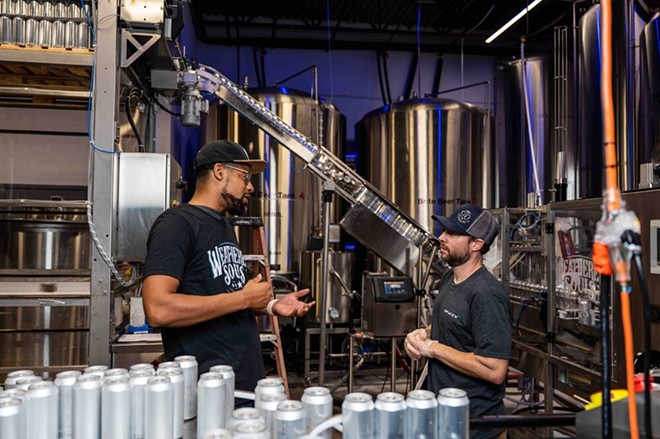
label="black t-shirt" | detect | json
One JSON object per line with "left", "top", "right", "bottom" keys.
{"left": 429, "top": 266, "right": 511, "bottom": 439}
{"left": 143, "top": 203, "right": 265, "bottom": 392}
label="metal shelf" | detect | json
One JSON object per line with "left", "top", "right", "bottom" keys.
{"left": 0, "top": 46, "right": 93, "bottom": 66}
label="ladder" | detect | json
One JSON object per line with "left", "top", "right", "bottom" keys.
{"left": 227, "top": 217, "right": 290, "bottom": 397}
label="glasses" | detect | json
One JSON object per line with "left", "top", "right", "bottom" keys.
{"left": 223, "top": 163, "right": 251, "bottom": 183}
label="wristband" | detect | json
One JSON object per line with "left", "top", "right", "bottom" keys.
{"left": 267, "top": 299, "right": 278, "bottom": 316}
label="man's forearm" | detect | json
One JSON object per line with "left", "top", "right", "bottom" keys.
{"left": 428, "top": 342, "right": 508, "bottom": 385}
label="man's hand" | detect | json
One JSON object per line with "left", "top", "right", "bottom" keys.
{"left": 241, "top": 274, "right": 272, "bottom": 310}
{"left": 404, "top": 328, "right": 429, "bottom": 360}
{"left": 272, "top": 289, "right": 314, "bottom": 317}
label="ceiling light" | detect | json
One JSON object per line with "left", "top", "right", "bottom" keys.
{"left": 485, "top": 0, "right": 544, "bottom": 44}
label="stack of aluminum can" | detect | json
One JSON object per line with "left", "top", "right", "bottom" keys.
{"left": 0, "top": 0, "right": 92, "bottom": 49}
{"left": 0, "top": 360, "right": 470, "bottom": 438}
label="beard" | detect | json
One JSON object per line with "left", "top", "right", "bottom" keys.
{"left": 441, "top": 245, "right": 471, "bottom": 267}
{"left": 222, "top": 187, "right": 248, "bottom": 215}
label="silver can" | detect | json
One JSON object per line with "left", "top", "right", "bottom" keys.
{"left": 13, "top": 0, "right": 27, "bottom": 15}
{"left": 157, "top": 367, "right": 184, "bottom": 439}
{"left": 301, "top": 387, "right": 332, "bottom": 438}
{"left": 254, "top": 377, "right": 285, "bottom": 407}
{"left": 209, "top": 365, "right": 235, "bottom": 425}
{"left": 0, "top": 389, "right": 27, "bottom": 437}
{"left": 76, "top": 20, "right": 88, "bottom": 48}
{"left": 84, "top": 365, "right": 108, "bottom": 379}
{"left": 25, "top": 17, "right": 37, "bottom": 46}
{"left": 255, "top": 392, "right": 286, "bottom": 433}
{"left": 67, "top": 0, "right": 80, "bottom": 17}
{"left": 54, "top": 0, "right": 66, "bottom": 18}
{"left": 129, "top": 369, "right": 152, "bottom": 439}
{"left": 15, "top": 376, "right": 42, "bottom": 391}
{"left": 228, "top": 407, "right": 264, "bottom": 432}
{"left": 202, "top": 428, "right": 232, "bottom": 439}
{"left": 55, "top": 371, "right": 81, "bottom": 439}
{"left": 51, "top": 19, "right": 64, "bottom": 47}
{"left": 174, "top": 355, "right": 198, "bottom": 420}
{"left": 38, "top": 19, "right": 50, "bottom": 47}
{"left": 405, "top": 390, "right": 437, "bottom": 439}
{"left": 437, "top": 388, "right": 469, "bottom": 439}
{"left": 145, "top": 376, "right": 173, "bottom": 439}
{"left": 341, "top": 392, "right": 374, "bottom": 439}
{"left": 101, "top": 376, "right": 131, "bottom": 439}
{"left": 104, "top": 368, "right": 129, "bottom": 379}
{"left": 130, "top": 363, "right": 155, "bottom": 376}
{"left": 234, "top": 421, "right": 270, "bottom": 439}
{"left": 375, "top": 392, "right": 406, "bottom": 439}
{"left": 27, "top": 380, "right": 58, "bottom": 439}
{"left": 273, "top": 400, "right": 305, "bottom": 439}
{"left": 28, "top": 0, "right": 41, "bottom": 16}
{"left": 0, "top": 397, "right": 21, "bottom": 439}
{"left": 73, "top": 373, "right": 102, "bottom": 439}
{"left": 41, "top": 0, "right": 53, "bottom": 17}
{"left": 0, "top": 16, "right": 12, "bottom": 44}
{"left": 0, "top": 0, "right": 10, "bottom": 14}
{"left": 4, "top": 370, "right": 34, "bottom": 390}
{"left": 158, "top": 361, "right": 180, "bottom": 370}
{"left": 13, "top": 17, "right": 25, "bottom": 46}
{"left": 197, "top": 372, "right": 226, "bottom": 439}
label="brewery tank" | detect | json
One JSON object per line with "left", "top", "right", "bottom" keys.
{"left": 209, "top": 87, "right": 346, "bottom": 276}
{"left": 355, "top": 98, "right": 495, "bottom": 237}
{"left": 638, "top": 13, "right": 660, "bottom": 166}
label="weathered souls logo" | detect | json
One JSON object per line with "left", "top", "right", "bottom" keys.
{"left": 207, "top": 244, "right": 246, "bottom": 288}
{"left": 563, "top": 255, "right": 599, "bottom": 294}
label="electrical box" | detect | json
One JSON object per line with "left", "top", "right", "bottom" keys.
{"left": 361, "top": 273, "right": 417, "bottom": 337}
{"left": 116, "top": 153, "right": 182, "bottom": 262}
{"left": 120, "top": 0, "right": 164, "bottom": 25}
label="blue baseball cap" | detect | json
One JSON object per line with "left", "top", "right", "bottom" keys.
{"left": 432, "top": 204, "right": 499, "bottom": 246}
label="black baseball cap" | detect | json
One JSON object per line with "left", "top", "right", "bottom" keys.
{"left": 431, "top": 204, "right": 499, "bottom": 246}
{"left": 194, "top": 140, "right": 266, "bottom": 174}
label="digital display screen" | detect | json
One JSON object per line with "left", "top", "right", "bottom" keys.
{"left": 383, "top": 281, "right": 407, "bottom": 295}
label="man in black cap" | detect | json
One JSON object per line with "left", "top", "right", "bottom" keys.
{"left": 142, "top": 140, "right": 313, "bottom": 402}
{"left": 404, "top": 204, "right": 511, "bottom": 439}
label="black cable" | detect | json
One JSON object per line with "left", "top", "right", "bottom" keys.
{"left": 153, "top": 95, "right": 182, "bottom": 117}
{"left": 633, "top": 253, "right": 653, "bottom": 439}
{"left": 600, "top": 275, "right": 613, "bottom": 439}
{"left": 125, "top": 93, "right": 144, "bottom": 151}
{"left": 376, "top": 53, "right": 387, "bottom": 106}
{"left": 382, "top": 52, "right": 392, "bottom": 104}
{"left": 252, "top": 47, "right": 263, "bottom": 88}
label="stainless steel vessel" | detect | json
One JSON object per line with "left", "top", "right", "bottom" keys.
{"left": 299, "top": 251, "right": 353, "bottom": 324}
{"left": 639, "top": 13, "right": 660, "bottom": 167}
{"left": 356, "top": 98, "right": 495, "bottom": 236}
{"left": 211, "top": 87, "right": 346, "bottom": 275}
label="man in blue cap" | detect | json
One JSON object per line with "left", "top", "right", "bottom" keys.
{"left": 404, "top": 204, "right": 511, "bottom": 439}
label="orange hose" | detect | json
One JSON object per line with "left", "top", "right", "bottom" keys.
{"left": 600, "top": 0, "right": 621, "bottom": 212}
{"left": 620, "top": 290, "right": 639, "bottom": 439}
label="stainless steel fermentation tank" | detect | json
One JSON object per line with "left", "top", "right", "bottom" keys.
{"left": 639, "top": 13, "right": 660, "bottom": 167}
{"left": 356, "top": 98, "right": 496, "bottom": 236}
{"left": 208, "top": 87, "right": 346, "bottom": 276}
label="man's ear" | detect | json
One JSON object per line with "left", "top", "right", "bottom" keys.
{"left": 213, "top": 163, "right": 224, "bottom": 181}
{"left": 471, "top": 238, "right": 485, "bottom": 253}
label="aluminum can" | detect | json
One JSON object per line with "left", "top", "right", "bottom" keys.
{"left": 28, "top": 0, "right": 41, "bottom": 16}
{"left": 25, "top": 17, "right": 37, "bottom": 45}
{"left": 76, "top": 20, "right": 88, "bottom": 48}
{"left": 104, "top": 368, "right": 129, "bottom": 379}
{"left": 15, "top": 376, "right": 42, "bottom": 391}
{"left": 73, "top": 373, "right": 102, "bottom": 439}
{"left": 51, "top": 19, "right": 64, "bottom": 47}
{"left": 255, "top": 392, "right": 286, "bottom": 433}
{"left": 202, "top": 428, "right": 232, "bottom": 439}
{"left": 228, "top": 407, "right": 264, "bottom": 432}
{"left": 157, "top": 367, "right": 184, "bottom": 438}
{"left": 158, "top": 361, "right": 180, "bottom": 370}
{"left": 67, "top": 0, "right": 80, "bottom": 17}
{"left": 301, "top": 386, "right": 332, "bottom": 438}
{"left": 437, "top": 388, "right": 469, "bottom": 439}
{"left": 130, "top": 363, "right": 155, "bottom": 376}
{"left": 129, "top": 369, "right": 151, "bottom": 439}
{"left": 0, "top": 397, "right": 21, "bottom": 439}
{"left": 13, "top": 0, "right": 27, "bottom": 14}
{"left": 341, "top": 392, "right": 374, "bottom": 439}
{"left": 38, "top": 19, "right": 50, "bottom": 47}
{"left": 254, "top": 377, "right": 285, "bottom": 407}
{"left": 0, "top": 389, "right": 27, "bottom": 437}
{"left": 197, "top": 372, "right": 226, "bottom": 439}
{"left": 234, "top": 421, "right": 270, "bottom": 439}
{"left": 54, "top": 0, "right": 66, "bottom": 18}
{"left": 41, "top": 0, "right": 53, "bottom": 17}
{"left": 4, "top": 370, "right": 34, "bottom": 389}
{"left": 145, "top": 376, "right": 173, "bottom": 439}
{"left": 174, "top": 355, "right": 198, "bottom": 420}
{"left": 27, "top": 380, "right": 58, "bottom": 439}
{"left": 273, "top": 400, "right": 305, "bottom": 439}
{"left": 55, "top": 371, "right": 81, "bottom": 439}
{"left": 405, "top": 390, "right": 437, "bottom": 439}
{"left": 209, "top": 365, "right": 235, "bottom": 425}
{"left": 375, "top": 392, "right": 406, "bottom": 439}
{"left": 13, "top": 17, "right": 25, "bottom": 46}
{"left": 84, "top": 365, "right": 108, "bottom": 379}
{"left": 101, "top": 376, "right": 131, "bottom": 439}
{"left": 0, "top": 16, "right": 12, "bottom": 43}
{"left": 0, "top": 0, "right": 11, "bottom": 14}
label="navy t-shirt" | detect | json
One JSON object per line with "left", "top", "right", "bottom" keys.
{"left": 429, "top": 266, "right": 511, "bottom": 439}
{"left": 143, "top": 203, "right": 265, "bottom": 392}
